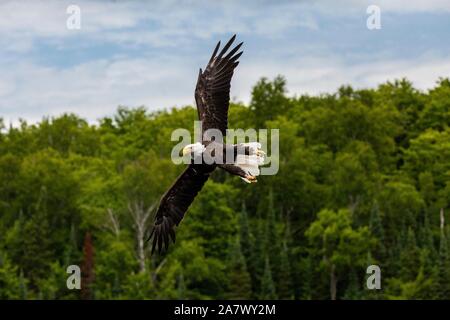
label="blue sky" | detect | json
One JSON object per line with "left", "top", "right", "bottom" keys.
{"left": 1, "top": 0, "right": 450, "bottom": 124}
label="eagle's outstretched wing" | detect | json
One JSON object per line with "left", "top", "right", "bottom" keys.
{"left": 195, "top": 34, "right": 243, "bottom": 136}
{"left": 148, "top": 164, "right": 212, "bottom": 254}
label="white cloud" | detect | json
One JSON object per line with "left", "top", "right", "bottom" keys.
{"left": 0, "top": 0, "right": 320, "bottom": 52}
{"left": 234, "top": 52, "right": 450, "bottom": 102}
{"left": 0, "top": 0, "right": 143, "bottom": 35}
{"left": 4, "top": 0, "right": 447, "bottom": 56}
{"left": 371, "top": 0, "right": 450, "bottom": 13}
{"left": 2, "top": 49, "right": 449, "bottom": 125}
{"left": 0, "top": 0, "right": 447, "bottom": 47}
{"left": 0, "top": 55, "right": 197, "bottom": 124}
{"left": 315, "top": 0, "right": 450, "bottom": 13}
{"left": 1, "top": 0, "right": 450, "bottom": 126}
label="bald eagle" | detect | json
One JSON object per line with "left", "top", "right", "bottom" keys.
{"left": 149, "top": 35, "right": 264, "bottom": 254}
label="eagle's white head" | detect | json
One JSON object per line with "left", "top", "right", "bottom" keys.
{"left": 182, "top": 142, "right": 205, "bottom": 157}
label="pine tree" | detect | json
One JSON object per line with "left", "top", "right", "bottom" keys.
{"left": 388, "top": 221, "right": 407, "bottom": 278}
{"left": 421, "top": 210, "right": 436, "bottom": 255}
{"left": 227, "top": 237, "right": 252, "bottom": 299}
{"left": 369, "top": 201, "right": 386, "bottom": 259}
{"left": 387, "top": 231, "right": 403, "bottom": 278}
{"left": 299, "top": 256, "right": 312, "bottom": 300}
{"left": 66, "top": 222, "right": 79, "bottom": 264}
{"left": 112, "top": 273, "right": 122, "bottom": 298}
{"left": 249, "top": 210, "right": 265, "bottom": 296}
{"left": 264, "top": 189, "right": 280, "bottom": 258}
{"left": 177, "top": 271, "right": 186, "bottom": 300}
{"left": 19, "top": 269, "right": 28, "bottom": 300}
{"left": 343, "top": 269, "right": 361, "bottom": 300}
{"left": 419, "top": 210, "right": 437, "bottom": 292}
{"left": 435, "top": 230, "right": 450, "bottom": 299}
{"left": 263, "top": 189, "right": 282, "bottom": 294}
{"left": 259, "top": 257, "right": 277, "bottom": 300}
{"left": 277, "top": 242, "right": 293, "bottom": 299}
{"left": 21, "top": 210, "right": 53, "bottom": 286}
{"left": 239, "top": 202, "right": 253, "bottom": 272}
{"left": 399, "top": 228, "right": 420, "bottom": 281}
{"left": 81, "top": 232, "right": 95, "bottom": 300}
{"left": 0, "top": 253, "right": 22, "bottom": 299}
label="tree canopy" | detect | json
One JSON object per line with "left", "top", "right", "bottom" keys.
{"left": 1, "top": 76, "right": 450, "bottom": 300}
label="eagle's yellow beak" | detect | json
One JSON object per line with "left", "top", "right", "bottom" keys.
{"left": 182, "top": 146, "right": 191, "bottom": 156}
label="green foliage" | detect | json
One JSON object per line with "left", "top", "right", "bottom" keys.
{"left": 435, "top": 231, "right": 450, "bottom": 299}
{"left": 260, "top": 257, "right": 277, "bottom": 300}
{"left": 120, "top": 271, "right": 154, "bottom": 299}
{"left": 0, "top": 252, "right": 22, "bottom": 299}
{"left": 0, "top": 76, "right": 449, "bottom": 299}
{"left": 306, "top": 208, "right": 373, "bottom": 299}
{"left": 226, "top": 237, "right": 252, "bottom": 299}
{"left": 369, "top": 201, "right": 386, "bottom": 259}
{"left": 306, "top": 209, "right": 373, "bottom": 268}
{"left": 418, "top": 78, "right": 450, "bottom": 131}
{"left": 185, "top": 181, "right": 238, "bottom": 258}
{"left": 277, "top": 243, "right": 293, "bottom": 299}
{"left": 250, "top": 76, "right": 291, "bottom": 127}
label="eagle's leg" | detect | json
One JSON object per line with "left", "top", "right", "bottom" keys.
{"left": 218, "top": 164, "right": 257, "bottom": 183}
{"left": 234, "top": 142, "right": 265, "bottom": 157}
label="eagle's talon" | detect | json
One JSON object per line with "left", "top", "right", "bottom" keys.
{"left": 245, "top": 175, "right": 257, "bottom": 183}
{"left": 256, "top": 149, "right": 265, "bottom": 156}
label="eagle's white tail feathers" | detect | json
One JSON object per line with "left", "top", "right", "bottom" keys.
{"left": 236, "top": 151, "right": 264, "bottom": 183}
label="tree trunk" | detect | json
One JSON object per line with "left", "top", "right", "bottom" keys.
{"left": 137, "top": 227, "right": 146, "bottom": 272}
{"left": 81, "top": 232, "right": 95, "bottom": 300}
{"left": 330, "top": 264, "right": 337, "bottom": 300}
{"left": 128, "top": 201, "right": 155, "bottom": 273}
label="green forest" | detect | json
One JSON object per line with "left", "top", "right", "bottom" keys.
{"left": 1, "top": 76, "right": 450, "bottom": 300}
